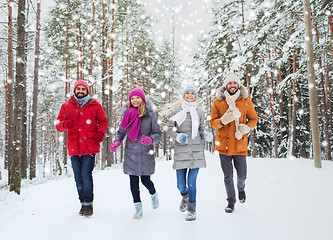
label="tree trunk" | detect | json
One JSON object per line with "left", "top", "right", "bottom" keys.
{"left": 107, "top": 0, "right": 115, "bottom": 167}
{"left": 76, "top": 18, "right": 81, "bottom": 81}
{"left": 30, "top": 0, "right": 41, "bottom": 179}
{"left": 291, "top": 50, "right": 297, "bottom": 157}
{"left": 246, "top": 66, "right": 257, "bottom": 157}
{"left": 11, "top": 0, "right": 27, "bottom": 194}
{"left": 6, "top": 0, "right": 14, "bottom": 183}
{"left": 314, "top": 21, "right": 331, "bottom": 161}
{"left": 325, "top": 16, "right": 333, "bottom": 160}
{"left": 325, "top": 61, "right": 332, "bottom": 160}
{"left": 303, "top": 0, "right": 321, "bottom": 168}
{"left": 266, "top": 53, "right": 278, "bottom": 158}
{"left": 277, "top": 67, "right": 285, "bottom": 155}
{"left": 88, "top": 0, "right": 95, "bottom": 78}
{"left": 101, "top": 0, "right": 108, "bottom": 169}
{"left": 21, "top": 16, "right": 28, "bottom": 179}
{"left": 63, "top": 21, "right": 70, "bottom": 174}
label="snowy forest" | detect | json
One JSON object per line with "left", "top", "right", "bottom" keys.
{"left": 0, "top": 0, "right": 332, "bottom": 194}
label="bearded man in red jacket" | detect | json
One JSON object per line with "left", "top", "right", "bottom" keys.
{"left": 56, "top": 80, "right": 108, "bottom": 216}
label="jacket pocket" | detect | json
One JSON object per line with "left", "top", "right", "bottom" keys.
{"left": 67, "top": 132, "right": 78, "bottom": 140}
{"left": 236, "top": 135, "right": 248, "bottom": 152}
{"left": 87, "top": 132, "right": 100, "bottom": 153}
{"left": 67, "top": 133, "right": 79, "bottom": 155}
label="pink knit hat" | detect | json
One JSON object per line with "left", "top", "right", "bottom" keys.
{"left": 128, "top": 88, "right": 146, "bottom": 102}
{"left": 73, "top": 80, "right": 90, "bottom": 94}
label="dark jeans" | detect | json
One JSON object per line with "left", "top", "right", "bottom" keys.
{"left": 176, "top": 168, "right": 199, "bottom": 203}
{"left": 219, "top": 154, "right": 247, "bottom": 204}
{"left": 70, "top": 154, "right": 95, "bottom": 206}
{"left": 129, "top": 175, "right": 156, "bottom": 203}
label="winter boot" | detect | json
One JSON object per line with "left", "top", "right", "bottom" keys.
{"left": 151, "top": 192, "right": 159, "bottom": 209}
{"left": 179, "top": 193, "right": 189, "bottom": 212}
{"left": 186, "top": 202, "right": 196, "bottom": 221}
{"left": 239, "top": 190, "right": 246, "bottom": 203}
{"left": 84, "top": 205, "right": 93, "bottom": 216}
{"left": 79, "top": 205, "right": 86, "bottom": 216}
{"left": 225, "top": 203, "right": 234, "bottom": 213}
{"left": 133, "top": 202, "right": 143, "bottom": 219}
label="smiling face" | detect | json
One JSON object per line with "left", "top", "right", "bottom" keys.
{"left": 184, "top": 90, "right": 196, "bottom": 102}
{"left": 130, "top": 95, "right": 144, "bottom": 107}
{"left": 74, "top": 85, "right": 88, "bottom": 98}
{"left": 226, "top": 81, "right": 239, "bottom": 94}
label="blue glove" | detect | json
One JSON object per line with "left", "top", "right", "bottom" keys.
{"left": 176, "top": 133, "right": 188, "bottom": 144}
{"left": 204, "top": 132, "right": 213, "bottom": 142}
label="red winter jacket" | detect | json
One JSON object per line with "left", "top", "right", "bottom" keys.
{"left": 56, "top": 96, "right": 108, "bottom": 156}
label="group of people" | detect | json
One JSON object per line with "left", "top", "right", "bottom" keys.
{"left": 55, "top": 71, "right": 258, "bottom": 221}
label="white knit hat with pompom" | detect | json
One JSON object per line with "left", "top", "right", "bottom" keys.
{"left": 223, "top": 71, "right": 240, "bottom": 87}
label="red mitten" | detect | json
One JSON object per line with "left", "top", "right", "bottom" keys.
{"left": 64, "top": 120, "right": 75, "bottom": 130}
{"left": 141, "top": 135, "right": 152, "bottom": 145}
{"left": 94, "top": 132, "right": 104, "bottom": 143}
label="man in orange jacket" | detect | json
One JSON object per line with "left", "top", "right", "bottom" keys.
{"left": 56, "top": 80, "right": 108, "bottom": 216}
{"left": 210, "top": 71, "right": 258, "bottom": 213}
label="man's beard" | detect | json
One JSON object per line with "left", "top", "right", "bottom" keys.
{"left": 227, "top": 89, "right": 238, "bottom": 95}
{"left": 75, "top": 93, "right": 87, "bottom": 99}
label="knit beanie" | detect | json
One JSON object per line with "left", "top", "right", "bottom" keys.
{"left": 182, "top": 85, "right": 198, "bottom": 99}
{"left": 128, "top": 88, "right": 146, "bottom": 102}
{"left": 73, "top": 80, "right": 90, "bottom": 94}
{"left": 223, "top": 71, "right": 240, "bottom": 87}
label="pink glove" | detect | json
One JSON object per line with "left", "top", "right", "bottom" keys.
{"left": 94, "top": 132, "right": 104, "bottom": 143}
{"left": 141, "top": 135, "right": 152, "bottom": 145}
{"left": 64, "top": 120, "right": 75, "bottom": 130}
{"left": 110, "top": 140, "right": 121, "bottom": 152}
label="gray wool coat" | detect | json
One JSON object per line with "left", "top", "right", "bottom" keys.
{"left": 115, "top": 100, "right": 162, "bottom": 176}
{"left": 167, "top": 106, "right": 206, "bottom": 170}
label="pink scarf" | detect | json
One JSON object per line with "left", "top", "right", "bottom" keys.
{"left": 120, "top": 107, "right": 141, "bottom": 141}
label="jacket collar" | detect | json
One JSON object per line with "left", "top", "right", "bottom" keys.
{"left": 215, "top": 84, "right": 248, "bottom": 101}
{"left": 69, "top": 95, "right": 95, "bottom": 107}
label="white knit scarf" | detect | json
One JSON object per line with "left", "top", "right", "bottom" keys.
{"left": 224, "top": 89, "right": 241, "bottom": 137}
{"left": 170, "top": 101, "right": 199, "bottom": 139}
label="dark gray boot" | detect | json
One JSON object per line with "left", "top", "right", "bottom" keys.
{"left": 179, "top": 193, "right": 189, "bottom": 212}
{"left": 238, "top": 190, "right": 246, "bottom": 203}
{"left": 79, "top": 205, "right": 86, "bottom": 216}
{"left": 186, "top": 202, "right": 196, "bottom": 221}
{"left": 225, "top": 203, "right": 234, "bottom": 213}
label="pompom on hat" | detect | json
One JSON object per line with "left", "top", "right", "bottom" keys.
{"left": 128, "top": 88, "right": 146, "bottom": 102}
{"left": 73, "top": 80, "right": 90, "bottom": 94}
{"left": 182, "top": 85, "right": 198, "bottom": 99}
{"left": 223, "top": 71, "right": 241, "bottom": 87}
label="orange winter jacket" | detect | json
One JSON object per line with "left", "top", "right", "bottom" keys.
{"left": 210, "top": 85, "right": 258, "bottom": 156}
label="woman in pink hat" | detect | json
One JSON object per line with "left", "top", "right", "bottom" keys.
{"left": 110, "top": 88, "right": 162, "bottom": 219}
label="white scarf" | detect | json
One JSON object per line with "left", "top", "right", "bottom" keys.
{"left": 224, "top": 89, "right": 241, "bottom": 137}
{"left": 170, "top": 101, "right": 199, "bottom": 139}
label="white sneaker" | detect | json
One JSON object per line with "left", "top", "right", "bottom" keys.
{"left": 151, "top": 192, "right": 159, "bottom": 209}
{"left": 133, "top": 202, "right": 143, "bottom": 219}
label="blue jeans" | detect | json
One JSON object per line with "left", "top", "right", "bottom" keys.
{"left": 176, "top": 168, "right": 199, "bottom": 203}
{"left": 70, "top": 154, "right": 95, "bottom": 206}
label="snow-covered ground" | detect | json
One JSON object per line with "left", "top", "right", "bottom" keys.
{"left": 1, "top": 152, "right": 333, "bottom": 240}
